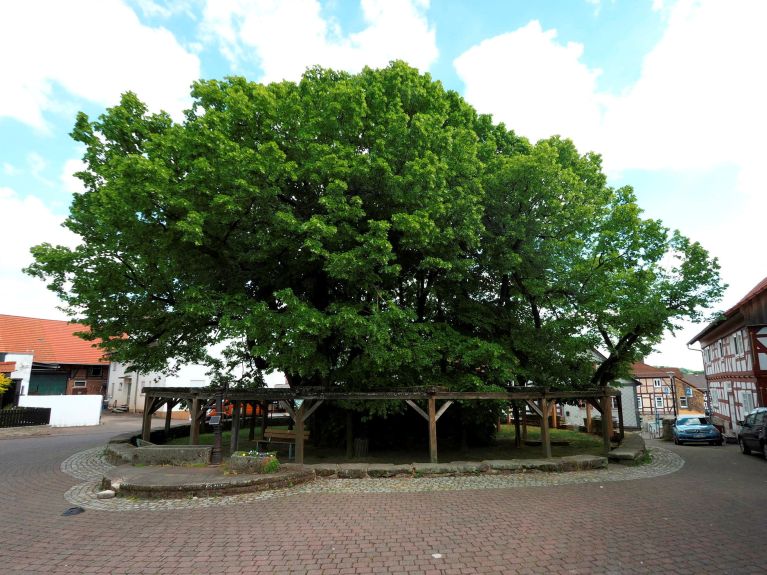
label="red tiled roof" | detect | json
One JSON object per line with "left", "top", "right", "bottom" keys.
{"left": 725, "top": 276, "right": 767, "bottom": 316}
{"left": 0, "top": 315, "right": 108, "bottom": 365}
{"left": 689, "top": 276, "right": 767, "bottom": 344}
{"left": 0, "top": 361, "right": 16, "bottom": 373}
{"left": 631, "top": 362, "right": 673, "bottom": 377}
{"left": 632, "top": 362, "right": 694, "bottom": 383}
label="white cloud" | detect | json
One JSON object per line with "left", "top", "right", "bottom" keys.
{"left": 60, "top": 159, "right": 87, "bottom": 196}
{"left": 0, "top": 0, "right": 201, "bottom": 129}
{"left": 454, "top": 1, "right": 767, "bottom": 369}
{"left": 454, "top": 20, "right": 609, "bottom": 153}
{"left": 202, "top": 0, "right": 438, "bottom": 82}
{"left": 0, "top": 187, "right": 78, "bottom": 320}
{"left": 2, "top": 163, "right": 17, "bottom": 176}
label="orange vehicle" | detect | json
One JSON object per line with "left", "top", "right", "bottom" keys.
{"left": 207, "top": 401, "right": 262, "bottom": 419}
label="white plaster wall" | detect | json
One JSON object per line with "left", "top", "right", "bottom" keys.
{"left": 5, "top": 352, "right": 33, "bottom": 396}
{"left": 19, "top": 394, "right": 102, "bottom": 427}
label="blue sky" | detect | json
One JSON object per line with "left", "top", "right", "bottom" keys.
{"left": 1, "top": 0, "right": 765, "bottom": 369}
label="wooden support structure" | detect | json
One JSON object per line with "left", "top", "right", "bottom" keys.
{"left": 248, "top": 401, "right": 258, "bottom": 441}
{"left": 601, "top": 392, "right": 612, "bottom": 455}
{"left": 230, "top": 400, "right": 242, "bottom": 454}
{"left": 539, "top": 398, "right": 552, "bottom": 458}
{"left": 616, "top": 393, "right": 625, "bottom": 441}
{"left": 406, "top": 397, "right": 453, "bottom": 463}
{"left": 586, "top": 401, "right": 592, "bottom": 433}
{"left": 164, "top": 399, "right": 178, "bottom": 435}
{"left": 550, "top": 401, "right": 558, "bottom": 429}
{"left": 190, "top": 396, "right": 200, "bottom": 445}
{"left": 141, "top": 385, "right": 620, "bottom": 465}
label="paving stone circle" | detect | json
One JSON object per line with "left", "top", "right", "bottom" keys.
{"left": 61, "top": 446, "right": 683, "bottom": 512}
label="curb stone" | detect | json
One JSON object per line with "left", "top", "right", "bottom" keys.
{"left": 61, "top": 446, "right": 683, "bottom": 512}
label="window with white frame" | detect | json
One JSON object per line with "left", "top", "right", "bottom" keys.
{"left": 705, "top": 347, "right": 711, "bottom": 362}
{"left": 653, "top": 378, "right": 662, "bottom": 388}
{"left": 73, "top": 380, "right": 87, "bottom": 388}
{"left": 655, "top": 396, "right": 663, "bottom": 409}
{"left": 718, "top": 340, "right": 724, "bottom": 356}
{"left": 735, "top": 332, "right": 744, "bottom": 356}
{"left": 685, "top": 386, "right": 693, "bottom": 397}
{"left": 662, "top": 386, "right": 670, "bottom": 394}
{"left": 679, "top": 396, "right": 688, "bottom": 408}
{"left": 636, "top": 395, "right": 642, "bottom": 407}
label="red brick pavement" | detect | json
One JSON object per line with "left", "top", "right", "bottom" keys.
{"left": 1, "top": 427, "right": 766, "bottom": 574}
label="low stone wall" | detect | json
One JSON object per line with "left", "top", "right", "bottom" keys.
{"left": 106, "top": 427, "right": 211, "bottom": 465}
{"left": 608, "top": 432, "right": 647, "bottom": 464}
{"left": 307, "top": 454, "right": 607, "bottom": 479}
{"left": 134, "top": 445, "right": 212, "bottom": 465}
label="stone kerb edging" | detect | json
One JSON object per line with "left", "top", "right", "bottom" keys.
{"left": 308, "top": 454, "right": 607, "bottom": 479}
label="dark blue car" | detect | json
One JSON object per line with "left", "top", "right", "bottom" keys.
{"left": 672, "top": 415, "right": 723, "bottom": 446}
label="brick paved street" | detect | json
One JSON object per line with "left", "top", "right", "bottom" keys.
{"left": 1, "top": 419, "right": 766, "bottom": 574}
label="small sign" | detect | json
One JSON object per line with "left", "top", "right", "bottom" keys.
{"left": 208, "top": 415, "right": 221, "bottom": 425}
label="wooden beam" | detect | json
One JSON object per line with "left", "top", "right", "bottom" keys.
{"left": 164, "top": 400, "right": 177, "bottom": 435}
{"left": 616, "top": 393, "right": 625, "bottom": 442}
{"left": 428, "top": 395, "right": 438, "bottom": 463}
{"left": 190, "top": 396, "right": 200, "bottom": 445}
{"left": 512, "top": 402, "right": 522, "bottom": 448}
{"left": 602, "top": 392, "right": 612, "bottom": 455}
{"left": 435, "top": 400, "right": 453, "bottom": 421}
{"left": 141, "top": 397, "right": 153, "bottom": 442}
{"left": 525, "top": 399, "right": 543, "bottom": 418}
{"left": 295, "top": 402, "right": 306, "bottom": 464}
{"left": 248, "top": 401, "right": 257, "bottom": 441}
{"left": 230, "top": 400, "right": 241, "bottom": 454}
{"left": 405, "top": 399, "right": 429, "bottom": 421}
{"left": 539, "top": 398, "right": 552, "bottom": 458}
{"left": 300, "top": 399, "right": 324, "bottom": 423}
{"left": 279, "top": 400, "right": 297, "bottom": 421}
{"left": 586, "top": 401, "right": 592, "bottom": 434}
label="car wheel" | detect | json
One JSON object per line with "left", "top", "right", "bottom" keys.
{"left": 761, "top": 442, "right": 767, "bottom": 459}
{"left": 716, "top": 440, "right": 723, "bottom": 446}
{"left": 739, "top": 438, "right": 751, "bottom": 455}
{"left": 673, "top": 437, "right": 679, "bottom": 445}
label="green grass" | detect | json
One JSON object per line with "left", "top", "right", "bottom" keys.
{"left": 163, "top": 423, "right": 605, "bottom": 462}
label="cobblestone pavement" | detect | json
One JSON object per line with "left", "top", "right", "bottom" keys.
{"left": 2, "top": 423, "right": 767, "bottom": 575}
{"left": 61, "top": 447, "right": 684, "bottom": 512}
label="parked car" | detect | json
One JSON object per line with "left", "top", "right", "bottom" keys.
{"left": 737, "top": 407, "right": 767, "bottom": 457}
{"left": 672, "top": 415, "right": 723, "bottom": 446}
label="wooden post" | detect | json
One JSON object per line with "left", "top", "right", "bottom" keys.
{"left": 586, "top": 401, "right": 592, "bottom": 434}
{"left": 248, "top": 402, "right": 257, "bottom": 441}
{"left": 551, "top": 401, "right": 558, "bottom": 429}
{"left": 260, "top": 401, "right": 269, "bottom": 438}
{"left": 616, "top": 393, "right": 625, "bottom": 442}
{"left": 539, "top": 398, "right": 551, "bottom": 458}
{"left": 164, "top": 400, "right": 174, "bottom": 435}
{"left": 428, "top": 395, "right": 438, "bottom": 463}
{"left": 141, "top": 396, "right": 153, "bottom": 441}
{"left": 190, "top": 396, "right": 200, "bottom": 445}
{"left": 346, "top": 411, "right": 354, "bottom": 459}
{"left": 230, "top": 400, "right": 241, "bottom": 454}
{"left": 512, "top": 402, "right": 522, "bottom": 448}
{"left": 602, "top": 392, "right": 612, "bottom": 455}
{"left": 295, "top": 402, "right": 306, "bottom": 464}
{"left": 522, "top": 409, "right": 528, "bottom": 441}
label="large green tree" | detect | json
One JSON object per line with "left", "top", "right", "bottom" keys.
{"left": 27, "top": 62, "right": 723, "bottom": 399}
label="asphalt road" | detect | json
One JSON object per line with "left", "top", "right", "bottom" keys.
{"left": 1, "top": 418, "right": 766, "bottom": 575}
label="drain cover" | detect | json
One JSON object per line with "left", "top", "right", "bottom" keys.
{"left": 62, "top": 506, "right": 85, "bottom": 516}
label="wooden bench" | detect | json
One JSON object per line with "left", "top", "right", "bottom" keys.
{"left": 256, "top": 429, "right": 310, "bottom": 460}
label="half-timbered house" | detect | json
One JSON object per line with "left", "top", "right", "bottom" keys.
{"left": 632, "top": 362, "right": 707, "bottom": 426}
{"left": 688, "top": 276, "right": 767, "bottom": 437}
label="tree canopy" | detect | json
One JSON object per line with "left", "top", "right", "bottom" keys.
{"left": 27, "top": 62, "right": 724, "bottom": 394}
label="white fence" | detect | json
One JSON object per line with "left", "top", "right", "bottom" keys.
{"left": 19, "top": 395, "right": 102, "bottom": 427}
